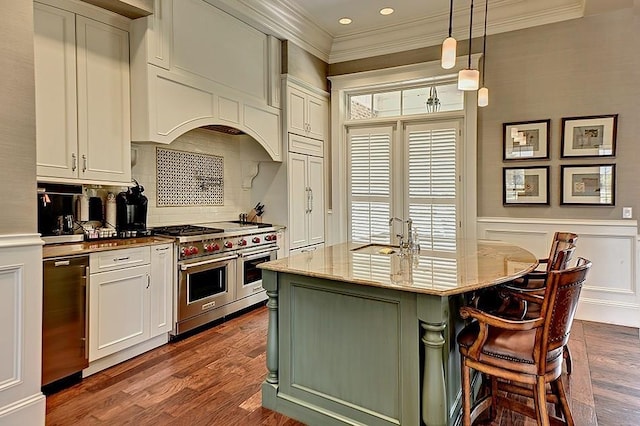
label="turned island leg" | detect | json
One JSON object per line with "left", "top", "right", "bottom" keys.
{"left": 266, "top": 289, "right": 279, "bottom": 384}
{"left": 421, "top": 322, "right": 447, "bottom": 426}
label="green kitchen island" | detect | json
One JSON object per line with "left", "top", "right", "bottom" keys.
{"left": 260, "top": 240, "right": 537, "bottom": 426}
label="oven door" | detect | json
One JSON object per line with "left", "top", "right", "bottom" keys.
{"left": 178, "top": 254, "right": 237, "bottom": 322}
{"left": 237, "top": 246, "right": 277, "bottom": 299}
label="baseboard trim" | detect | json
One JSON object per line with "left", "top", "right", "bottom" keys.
{"left": 577, "top": 298, "right": 640, "bottom": 328}
{"left": 0, "top": 393, "right": 46, "bottom": 424}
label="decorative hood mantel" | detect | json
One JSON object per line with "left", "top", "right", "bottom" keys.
{"left": 129, "top": 0, "right": 282, "bottom": 161}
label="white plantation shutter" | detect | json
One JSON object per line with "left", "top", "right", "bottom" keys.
{"left": 348, "top": 127, "right": 393, "bottom": 243}
{"left": 406, "top": 122, "right": 459, "bottom": 251}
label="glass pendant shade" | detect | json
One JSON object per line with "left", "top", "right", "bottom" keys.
{"left": 458, "top": 69, "right": 479, "bottom": 91}
{"left": 441, "top": 37, "right": 457, "bottom": 69}
{"left": 478, "top": 87, "right": 489, "bottom": 107}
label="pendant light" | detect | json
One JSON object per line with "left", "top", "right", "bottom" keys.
{"left": 441, "top": 0, "right": 457, "bottom": 69}
{"left": 478, "top": 0, "right": 489, "bottom": 107}
{"left": 457, "top": 0, "right": 479, "bottom": 91}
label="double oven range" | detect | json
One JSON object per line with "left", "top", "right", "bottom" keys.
{"left": 153, "top": 222, "right": 279, "bottom": 336}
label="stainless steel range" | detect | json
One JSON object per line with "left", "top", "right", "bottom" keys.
{"left": 153, "top": 222, "right": 279, "bottom": 335}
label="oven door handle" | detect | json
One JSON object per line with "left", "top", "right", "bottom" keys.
{"left": 179, "top": 254, "right": 238, "bottom": 270}
{"left": 238, "top": 246, "right": 279, "bottom": 258}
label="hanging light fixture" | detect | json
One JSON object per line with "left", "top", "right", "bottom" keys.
{"left": 441, "top": 0, "right": 457, "bottom": 69}
{"left": 478, "top": 0, "right": 489, "bottom": 107}
{"left": 458, "top": 0, "right": 479, "bottom": 91}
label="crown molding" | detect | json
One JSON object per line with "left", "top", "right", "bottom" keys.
{"left": 329, "top": 0, "right": 585, "bottom": 63}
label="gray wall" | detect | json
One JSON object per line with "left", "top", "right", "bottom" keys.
{"left": 328, "top": 5, "right": 640, "bottom": 221}
{"left": 0, "top": 1, "right": 37, "bottom": 234}
{"left": 479, "top": 5, "right": 640, "bottom": 219}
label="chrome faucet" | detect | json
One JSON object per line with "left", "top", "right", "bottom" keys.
{"left": 389, "top": 217, "right": 417, "bottom": 254}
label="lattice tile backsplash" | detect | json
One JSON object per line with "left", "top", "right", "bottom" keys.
{"left": 156, "top": 148, "right": 224, "bottom": 206}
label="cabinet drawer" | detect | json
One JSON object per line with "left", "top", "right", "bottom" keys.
{"left": 288, "top": 133, "right": 323, "bottom": 157}
{"left": 90, "top": 246, "right": 151, "bottom": 273}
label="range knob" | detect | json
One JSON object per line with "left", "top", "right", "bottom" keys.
{"left": 212, "top": 243, "right": 220, "bottom": 251}
{"left": 265, "top": 234, "right": 277, "bottom": 241}
{"left": 252, "top": 236, "right": 261, "bottom": 243}
{"left": 204, "top": 244, "right": 213, "bottom": 252}
{"left": 182, "top": 246, "right": 197, "bottom": 256}
{"left": 238, "top": 239, "right": 247, "bottom": 246}
{"left": 224, "top": 241, "right": 233, "bottom": 249}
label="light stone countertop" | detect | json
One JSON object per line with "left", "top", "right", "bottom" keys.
{"left": 42, "top": 236, "right": 175, "bottom": 259}
{"left": 259, "top": 240, "right": 539, "bottom": 296}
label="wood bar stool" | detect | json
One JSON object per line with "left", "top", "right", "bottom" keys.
{"left": 457, "top": 257, "right": 591, "bottom": 425}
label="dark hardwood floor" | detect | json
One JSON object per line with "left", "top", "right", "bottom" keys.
{"left": 46, "top": 306, "right": 640, "bottom": 425}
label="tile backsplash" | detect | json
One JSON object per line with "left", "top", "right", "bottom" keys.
{"left": 156, "top": 147, "right": 224, "bottom": 206}
{"left": 132, "top": 128, "right": 271, "bottom": 226}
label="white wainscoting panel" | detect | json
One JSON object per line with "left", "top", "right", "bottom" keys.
{"left": 0, "top": 235, "right": 45, "bottom": 424}
{"left": 478, "top": 217, "right": 640, "bottom": 328}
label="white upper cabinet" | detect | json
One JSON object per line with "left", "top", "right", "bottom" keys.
{"left": 34, "top": 3, "right": 78, "bottom": 180}
{"left": 130, "top": 0, "right": 282, "bottom": 161}
{"left": 286, "top": 83, "right": 328, "bottom": 141}
{"left": 34, "top": 2, "right": 131, "bottom": 185}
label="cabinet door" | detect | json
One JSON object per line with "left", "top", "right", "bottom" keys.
{"left": 307, "top": 156, "right": 325, "bottom": 246}
{"left": 34, "top": 3, "right": 78, "bottom": 179}
{"left": 306, "top": 94, "right": 327, "bottom": 141}
{"left": 76, "top": 16, "right": 131, "bottom": 183}
{"left": 288, "top": 152, "right": 309, "bottom": 250}
{"left": 150, "top": 244, "right": 174, "bottom": 337}
{"left": 89, "top": 265, "right": 151, "bottom": 362}
{"left": 287, "top": 86, "right": 307, "bottom": 137}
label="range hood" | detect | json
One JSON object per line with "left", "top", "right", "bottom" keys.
{"left": 202, "top": 125, "right": 245, "bottom": 136}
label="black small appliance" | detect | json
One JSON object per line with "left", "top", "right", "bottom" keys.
{"left": 116, "top": 181, "right": 148, "bottom": 236}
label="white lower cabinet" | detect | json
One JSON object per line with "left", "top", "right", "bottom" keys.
{"left": 88, "top": 244, "right": 173, "bottom": 363}
{"left": 89, "top": 264, "right": 150, "bottom": 362}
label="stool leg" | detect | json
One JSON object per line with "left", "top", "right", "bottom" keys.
{"left": 564, "top": 344, "right": 573, "bottom": 375}
{"left": 461, "top": 358, "right": 472, "bottom": 426}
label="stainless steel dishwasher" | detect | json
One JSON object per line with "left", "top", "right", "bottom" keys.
{"left": 42, "top": 255, "right": 89, "bottom": 386}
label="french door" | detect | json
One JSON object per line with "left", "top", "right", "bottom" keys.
{"left": 347, "top": 119, "right": 461, "bottom": 251}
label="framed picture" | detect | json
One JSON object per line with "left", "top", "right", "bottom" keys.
{"left": 561, "top": 114, "right": 617, "bottom": 158}
{"left": 561, "top": 164, "right": 615, "bottom": 206}
{"left": 503, "top": 166, "right": 550, "bottom": 205}
{"left": 503, "top": 119, "right": 550, "bottom": 160}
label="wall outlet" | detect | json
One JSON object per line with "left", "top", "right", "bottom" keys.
{"left": 623, "top": 207, "right": 633, "bottom": 219}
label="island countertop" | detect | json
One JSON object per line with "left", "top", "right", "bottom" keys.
{"left": 259, "top": 240, "right": 538, "bottom": 296}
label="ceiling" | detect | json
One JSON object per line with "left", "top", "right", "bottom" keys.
{"left": 208, "top": 0, "right": 630, "bottom": 63}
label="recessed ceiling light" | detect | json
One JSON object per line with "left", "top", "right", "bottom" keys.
{"left": 380, "top": 7, "right": 394, "bottom": 16}
{"left": 339, "top": 17, "right": 352, "bottom": 25}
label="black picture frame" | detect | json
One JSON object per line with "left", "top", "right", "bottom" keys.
{"left": 503, "top": 166, "right": 550, "bottom": 206}
{"left": 503, "top": 119, "right": 551, "bottom": 161}
{"left": 560, "top": 164, "right": 616, "bottom": 206}
{"left": 561, "top": 114, "right": 618, "bottom": 158}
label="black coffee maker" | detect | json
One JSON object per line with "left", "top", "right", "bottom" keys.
{"left": 116, "top": 181, "right": 149, "bottom": 237}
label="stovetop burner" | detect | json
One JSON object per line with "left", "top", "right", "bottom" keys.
{"left": 152, "top": 225, "right": 223, "bottom": 237}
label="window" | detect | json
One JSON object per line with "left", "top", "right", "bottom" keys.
{"left": 330, "top": 59, "right": 478, "bottom": 249}
{"left": 348, "top": 82, "right": 463, "bottom": 120}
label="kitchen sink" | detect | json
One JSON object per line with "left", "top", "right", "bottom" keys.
{"left": 351, "top": 244, "right": 399, "bottom": 255}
